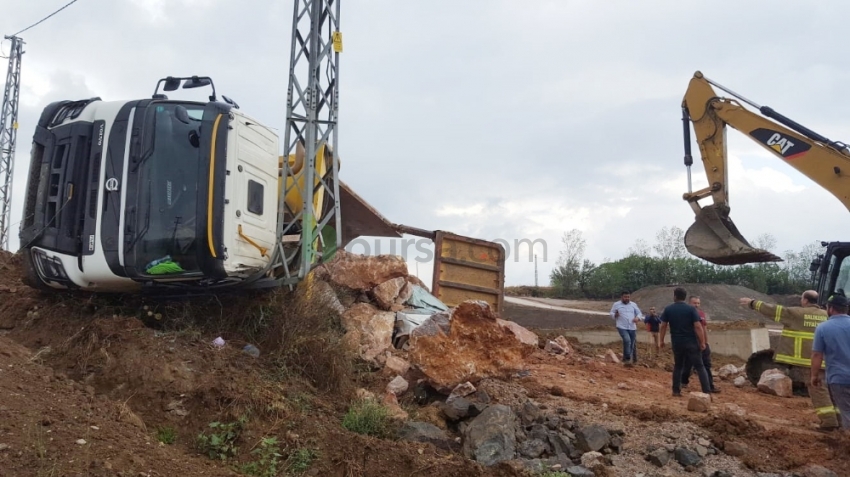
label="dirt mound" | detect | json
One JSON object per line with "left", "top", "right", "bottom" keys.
{"left": 631, "top": 283, "right": 774, "bottom": 322}
{"left": 0, "top": 251, "right": 527, "bottom": 476}
{"left": 0, "top": 335, "right": 241, "bottom": 477}
{"left": 3, "top": 247, "right": 844, "bottom": 476}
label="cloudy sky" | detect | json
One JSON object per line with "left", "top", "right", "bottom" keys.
{"left": 3, "top": 0, "right": 850, "bottom": 287}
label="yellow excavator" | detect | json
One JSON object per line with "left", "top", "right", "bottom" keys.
{"left": 681, "top": 71, "right": 850, "bottom": 388}
{"left": 681, "top": 70, "right": 850, "bottom": 270}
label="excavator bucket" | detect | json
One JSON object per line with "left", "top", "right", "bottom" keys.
{"left": 684, "top": 206, "right": 782, "bottom": 265}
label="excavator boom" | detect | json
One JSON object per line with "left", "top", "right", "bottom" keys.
{"left": 681, "top": 71, "right": 850, "bottom": 265}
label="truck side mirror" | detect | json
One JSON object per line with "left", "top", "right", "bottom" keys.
{"left": 810, "top": 257, "right": 822, "bottom": 272}
{"left": 163, "top": 77, "right": 181, "bottom": 92}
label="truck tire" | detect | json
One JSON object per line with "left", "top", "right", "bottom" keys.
{"left": 745, "top": 349, "right": 808, "bottom": 394}
{"left": 745, "top": 349, "right": 790, "bottom": 385}
{"left": 20, "top": 249, "right": 53, "bottom": 292}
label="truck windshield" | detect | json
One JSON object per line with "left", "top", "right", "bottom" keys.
{"left": 134, "top": 103, "right": 204, "bottom": 275}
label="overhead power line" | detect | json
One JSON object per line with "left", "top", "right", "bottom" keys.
{"left": 10, "top": 0, "right": 80, "bottom": 37}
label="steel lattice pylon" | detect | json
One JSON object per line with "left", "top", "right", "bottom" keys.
{"left": 271, "top": 0, "right": 342, "bottom": 284}
{"left": 0, "top": 36, "right": 24, "bottom": 251}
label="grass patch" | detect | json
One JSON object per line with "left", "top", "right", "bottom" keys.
{"left": 148, "top": 275, "right": 356, "bottom": 396}
{"left": 259, "top": 281, "right": 354, "bottom": 395}
{"left": 285, "top": 447, "right": 317, "bottom": 474}
{"left": 155, "top": 426, "right": 177, "bottom": 445}
{"left": 342, "top": 399, "right": 392, "bottom": 438}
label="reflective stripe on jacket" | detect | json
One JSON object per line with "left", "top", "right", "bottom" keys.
{"left": 751, "top": 301, "right": 827, "bottom": 368}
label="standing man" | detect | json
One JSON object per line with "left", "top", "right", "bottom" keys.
{"left": 659, "top": 287, "right": 711, "bottom": 397}
{"left": 644, "top": 307, "right": 662, "bottom": 359}
{"left": 740, "top": 290, "right": 838, "bottom": 430}
{"left": 681, "top": 296, "right": 719, "bottom": 393}
{"left": 610, "top": 291, "right": 643, "bottom": 366}
{"left": 812, "top": 293, "right": 850, "bottom": 430}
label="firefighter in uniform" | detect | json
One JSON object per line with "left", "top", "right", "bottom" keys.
{"left": 739, "top": 290, "right": 839, "bottom": 430}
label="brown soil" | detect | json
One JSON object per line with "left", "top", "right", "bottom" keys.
{"left": 0, "top": 251, "right": 516, "bottom": 477}
{"left": 631, "top": 283, "right": 775, "bottom": 322}
{"left": 1, "top": 249, "right": 845, "bottom": 476}
{"left": 522, "top": 347, "right": 850, "bottom": 474}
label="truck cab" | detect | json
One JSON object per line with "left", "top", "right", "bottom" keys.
{"left": 19, "top": 77, "right": 279, "bottom": 292}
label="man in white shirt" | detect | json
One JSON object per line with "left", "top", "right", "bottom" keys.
{"left": 610, "top": 290, "right": 643, "bottom": 365}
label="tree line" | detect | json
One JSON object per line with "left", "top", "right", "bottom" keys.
{"left": 547, "top": 227, "right": 820, "bottom": 299}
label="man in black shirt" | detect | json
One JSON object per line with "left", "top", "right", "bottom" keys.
{"left": 659, "top": 287, "right": 711, "bottom": 396}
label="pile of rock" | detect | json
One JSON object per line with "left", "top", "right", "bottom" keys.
{"left": 544, "top": 336, "right": 572, "bottom": 356}
{"left": 401, "top": 396, "right": 623, "bottom": 475}
{"left": 316, "top": 251, "right": 546, "bottom": 430}
{"left": 313, "top": 251, "right": 539, "bottom": 393}
{"left": 313, "top": 250, "right": 424, "bottom": 363}
{"left": 644, "top": 440, "right": 718, "bottom": 471}
{"left": 715, "top": 363, "right": 749, "bottom": 388}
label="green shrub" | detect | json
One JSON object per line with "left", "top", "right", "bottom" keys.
{"left": 286, "top": 447, "right": 317, "bottom": 474}
{"left": 241, "top": 437, "right": 283, "bottom": 477}
{"left": 196, "top": 417, "right": 246, "bottom": 461}
{"left": 155, "top": 426, "right": 177, "bottom": 445}
{"left": 341, "top": 399, "right": 391, "bottom": 438}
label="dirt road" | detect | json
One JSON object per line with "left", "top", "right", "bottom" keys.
{"left": 505, "top": 296, "right": 610, "bottom": 315}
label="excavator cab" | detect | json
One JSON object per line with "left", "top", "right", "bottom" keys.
{"left": 812, "top": 242, "right": 850, "bottom": 308}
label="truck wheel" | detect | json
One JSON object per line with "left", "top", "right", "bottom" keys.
{"left": 746, "top": 350, "right": 809, "bottom": 394}
{"left": 20, "top": 249, "right": 53, "bottom": 292}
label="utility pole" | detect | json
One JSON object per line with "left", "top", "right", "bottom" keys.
{"left": 274, "top": 0, "right": 342, "bottom": 283}
{"left": 534, "top": 254, "right": 538, "bottom": 288}
{"left": 0, "top": 36, "right": 24, "bottom": 251}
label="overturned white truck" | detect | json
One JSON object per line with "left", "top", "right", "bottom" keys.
{"left": 19, "top": 76, "right": 507, "bottom": 308}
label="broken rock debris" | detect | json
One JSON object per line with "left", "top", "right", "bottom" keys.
{"left": 409, "top": 301, "right": 537, "bottom": 392}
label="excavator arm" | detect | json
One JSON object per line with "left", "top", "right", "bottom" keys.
{"left": 681, "top": 71, "right": 850, "bottom": 265}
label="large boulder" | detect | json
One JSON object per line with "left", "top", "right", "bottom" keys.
{"left": 371, "top": 277, "right": 406, "bottom": 310}
{"left": 717, "top": 364, "right": 740, "bottom": 380}
{"left": 576, "top": 425, "right": 610, "bottom": 453}
{"left": 383, "top": 354, "right": 411, "bottom": 376}
{"left": 395, "top": 281, "right": 414, "bottom": 305}
{"left": 312, "top": 279, "right": 345, "bottom": 314}
{"left": 316, "top": 250, "right": 408, "bottom": 291}
{"left": 341, "top": 303, "right": 395, "bottom": 362}
{"left": 757, "top": 369, "right": 793, "bottom": 398}
{"left": 398, "top": 422, "right": 452, "bottom": 450}
{"left": 687, "top": 392, "right": 712, "bottom": 413}
{"left": 497, "top": 319, "right": 539, "bottom": 347}
{"left": 407, "top": 275, "right": 431, "bottom": 293}
{"left": 462, "top": 404, "right": 518, "bottom": 466}
{"left": 409, "top": 301, "right": 538, "bottom": 392}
